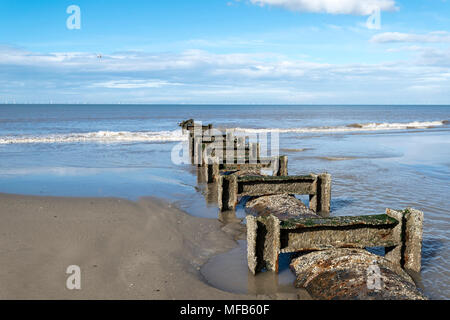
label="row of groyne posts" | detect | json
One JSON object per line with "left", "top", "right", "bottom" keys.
{"left": 179, "top": 119, "right": 426, "bottom": 299}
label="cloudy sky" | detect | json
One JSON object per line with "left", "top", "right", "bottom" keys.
{"left": 0, "top": 0, "right": 449, "bottom": 104}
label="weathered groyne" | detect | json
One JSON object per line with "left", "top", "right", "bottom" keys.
{"left": 178, "top": 119, "right": 425, "bottom": 299}
{"left": 198, "top": 155, "right": 288, "bottom": 184}
{"left": 217, "top": 174, "right": 331, "bottom": 215}
{"left": 246, "top": 208, "right": 423, "bottom": 275}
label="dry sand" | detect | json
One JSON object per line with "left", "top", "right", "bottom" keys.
{"left": 0, "top": 193, "right": 275, "bottom": 299}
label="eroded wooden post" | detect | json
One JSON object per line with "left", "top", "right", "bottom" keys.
{"left": 188, "top": 133, "right": 194, "bottom": 162}
{"left": 309, "top": 174, "right": 319, "bottom": 213}
{"left": 247, "top": 215, "right": 258, "bottom": 274}
{"left": 246, "top": 215, "right": 280, "bottom": 274}
{"left": 277, "top": 155, "right": 288, "bottom": 176}
{"left": 318, "top": 173, "right": 331, "bottom": 216}
{"left": 385, "top": 208, "right": 423, "bottom": 273}
{"left": 193, "top": 137, "right": 203, "bottom": 166}
{"left": 403, "top": 208, "right": 423, "bottom": 273}
{"left": 385, "top": 208, "right": 403, "bottom": 269}
{"left": 262, "top": 214, "right": 281, "bottom": 273}
{"left": 206, "top": 160, "right": 220, "bottom": 183}
{"left": 309, "top": 173, "right": 331, "bottom": 216}
{"left": 218, "top": 175, "right": 238, "bottom": 211}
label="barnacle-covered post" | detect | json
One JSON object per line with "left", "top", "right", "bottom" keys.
{"left": 309, "top": 173, "right": 331, "bottom": 216}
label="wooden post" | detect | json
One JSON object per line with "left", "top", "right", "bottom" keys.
{"left": 277, "top": 155, "right": 288, "bottom": 176}
{"left": 193, "top": 137, "right": 203, "bottom": 166}
{"left": 385, "top": 208, "right": 403, "bottom": 269}
{"left": 189, "top": 133, "right": 194, "bottom": 163}
{"left": 212, "top": 162, "right": 220, "bottom": 182}
{"left": 309, "top": 174, "right": 319, "bottom": 213}
{"left": 384, "top": 208, "right": 424, "bottom": 273}
{"left": 318, "top": 173, "right": 331, "bottom": 216}
{"left": 263, "top": 214, "right": 281, "bottom": 273}
{"left": 227, "top": 175, "right": 238, "bottom": 211}
{"left": 218, "top": 175, "right": 238, "bottom": 211}
{"left": 246, "top": 215, "right": 280, "bottom": 274}
{"left": 403, "top": 208, "right": 423, "bottom": 273}
{"left": 207, "top": 161, "right": 220, "bottom": 183}
{"left": 246, "top": 215, "right": 258, "bottom": 274}
{"left": 308, "top": 173, "right": 331, "bottom": 216}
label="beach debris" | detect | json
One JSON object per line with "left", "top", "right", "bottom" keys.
{"left": 290, "top": 248, "right": 427, "bottom": 300}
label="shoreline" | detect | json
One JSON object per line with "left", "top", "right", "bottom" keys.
{"left": 0, "top": 192, "right": 285, "bottom": 299}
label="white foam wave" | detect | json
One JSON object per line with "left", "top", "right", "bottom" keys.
{"left": 0, "top": 130, "right": 188, "bottom": 144}
{"left": 0, "top": 121, "right": 447, "bottom": 144}
{"left": 234, "top": 120, "right": 447, "bottom": 134}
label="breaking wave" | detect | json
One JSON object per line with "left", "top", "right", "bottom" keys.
{"left": 0, "top": 120, "right": 448, "bottom": 144}
{"left": 234, "top": 120, "right": 448, "bottom": 134}
{"left": 0, "top": 130, "right": 188, "bottom": 144}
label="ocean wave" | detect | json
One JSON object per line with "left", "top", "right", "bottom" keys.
{"left": 233, "top": 120, "right": 448, "bottom": 134}
{"left": 0, "top": 130, "right": 188, "bottom": 144}
{"left": 317, "top": 156, "right": 358, "bottom": 161}
{"left": 0, "top": 120, "right": 448, "bottom": 144}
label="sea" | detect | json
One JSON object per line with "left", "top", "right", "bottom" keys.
{"left": 0, "top": 104, "right": 449, "bottom": 299}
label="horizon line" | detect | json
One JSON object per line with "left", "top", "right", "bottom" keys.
{"left": 1, "top": 103, "right": 450, "bottom": 106}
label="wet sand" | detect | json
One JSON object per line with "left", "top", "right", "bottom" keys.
{"left": 0, "top": 193, "right": 290, "bottom": 299}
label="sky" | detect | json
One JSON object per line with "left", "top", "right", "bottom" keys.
{"left": 0, "top": 0, "right": 449, "bottom": 104}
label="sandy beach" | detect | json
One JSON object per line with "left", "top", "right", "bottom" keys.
{"left": 0, "top": 192, "right": 281, "bottom": 300}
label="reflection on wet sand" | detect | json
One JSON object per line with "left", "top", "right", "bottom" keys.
{"left": 201, "top": 240, "right": 310, "bottom": 297}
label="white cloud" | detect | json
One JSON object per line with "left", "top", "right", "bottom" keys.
{"left": 92, "top": 80, "right": 181, "bottom": 89}
{"left": 407, "top": 84, "right": 443, "bottom": 92}
{"left": 248, "top": 0, "right": 398, "bottom": 15}
{"left": 371, "top": 31, "right": 450, "bottom": 43}
{"left": 1, "top": 46, "right": 449, "bottom": 104}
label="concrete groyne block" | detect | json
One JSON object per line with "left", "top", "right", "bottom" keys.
{"left": 205, "top": 155, "right": 288, "bottom": 184}
{"left": 218, "top": 174, "right": 331, "bottom": 216}
{"left": 246, "top": 208, "right": 424, "bottom": 276}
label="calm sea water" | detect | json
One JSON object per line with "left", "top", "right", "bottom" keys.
{"left": 0, "top": 104, "right": 449, "bottom": 299}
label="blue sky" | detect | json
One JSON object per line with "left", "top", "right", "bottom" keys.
{"left": 0, "top": 0, "right": 449, "bottom": 104}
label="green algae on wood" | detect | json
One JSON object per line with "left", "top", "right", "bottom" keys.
{"left": 238, "top": 175, "right": 316, "bottom": 182}
{"left": 279, "top": 214, "right": 399, "bottom": 230}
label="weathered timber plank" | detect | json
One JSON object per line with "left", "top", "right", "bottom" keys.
{"left": 239, "top": 181, "right": 316, "bottom": 196}
{"left": 280, "top": 227, "right": 399, "bottom": 253}
{"left": 279, "top": 214, "right": 398, "bottom": 229}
